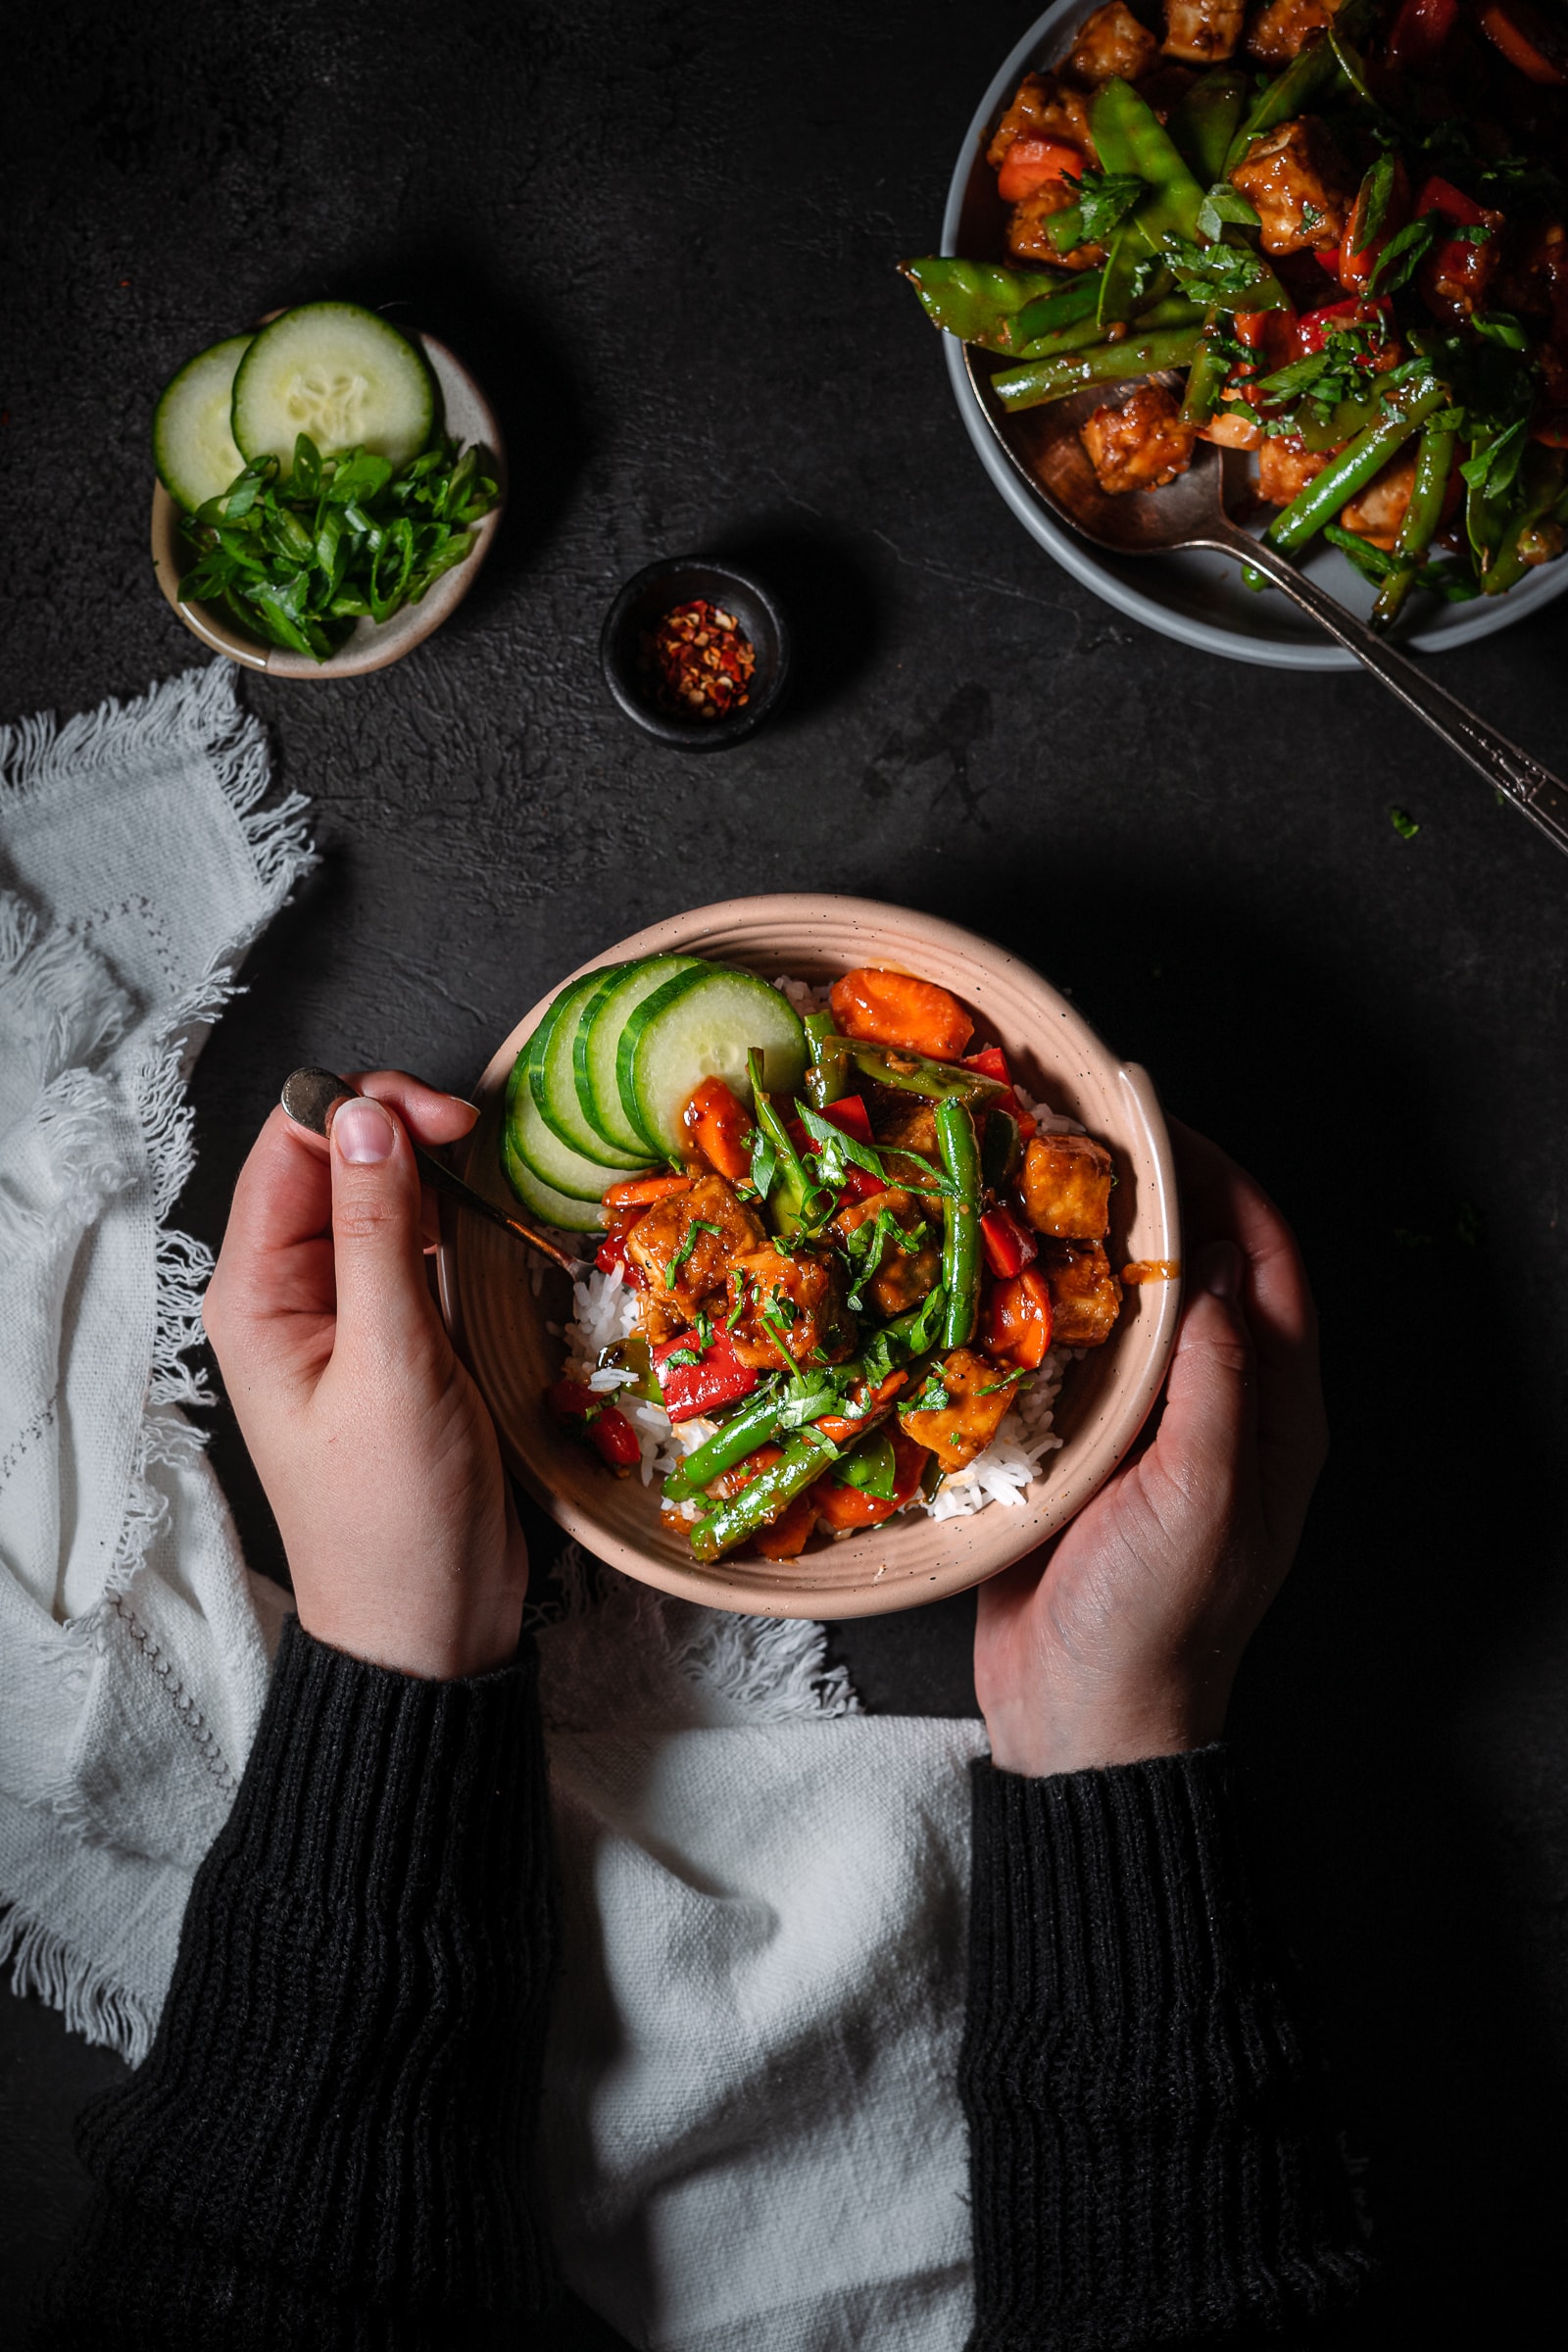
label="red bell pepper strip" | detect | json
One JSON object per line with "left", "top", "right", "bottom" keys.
{"left": 548, "top": 1381, "right": 643, "bottom": 1472}
{"left": 1339, "top": 156, "right": 1411, "bottom": 294}
{"left": 652, "top": 1323, "right": 760, "bottom": 1424}
{"left": 814, "top": 1370, "right": 907, "bottom": 1447}
{"left": 979, "top": 1206, "right": 1039, "bottom": 1280}
{"left": 984, "top": 1266, "right": 1054, "bottom": 1369}
{"left": 1292, "top": 295, "right": 1396, "bottom": 356}
{"left": 595, "top": 1225, "right": 646, "bottom": 1286}
{"left": 1415, "top": 177, "right": 1489, "bottom": 230}
{"left": 1478, "top": 0, "right": 1567, "bottom": 84}
{"left": 962, "top": 1046, "right": 1013, "bottom": 1087}
{"left": 1387, "top": 0, "right": 1459, "bottom": 70}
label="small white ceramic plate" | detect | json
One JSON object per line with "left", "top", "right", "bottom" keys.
{"left": 149, "top": 328, "right": 505, "bottom": 680}
{"left": 942, "top": 0, "right": 1568, "bottom": 668}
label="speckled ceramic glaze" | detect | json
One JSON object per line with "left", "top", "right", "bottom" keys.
{"left": 436, "top": 895, "right": 1182, "bottom": 1619}
{"left": 149, "top": 329, "right": 505, "bottom": 680}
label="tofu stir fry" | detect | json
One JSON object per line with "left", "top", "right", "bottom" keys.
{"left": 542, "top": 965, "right": 1123, "bottom": 1566}
{"left": 903, "top": 0, "right": 1568, "bottom": 621}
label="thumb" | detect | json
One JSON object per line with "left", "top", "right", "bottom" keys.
{"left": 1152, "top": 1241, "right": 1256, "bottom": 1490}
{"left": 328, "top": 1096, "right": 439, "bottom": 1361}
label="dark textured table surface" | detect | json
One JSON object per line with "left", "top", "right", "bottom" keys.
{"left": 3, "top": 0, "right": 1566, "bottom": 2338}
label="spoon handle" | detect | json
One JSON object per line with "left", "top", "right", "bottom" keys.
{"left": 1210, "top": 526, "right": 1568, "bottom": 860}
{"left": 279, "top": 1066, "right": 582, "bottom": 1275}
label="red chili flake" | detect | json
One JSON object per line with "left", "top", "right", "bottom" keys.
{"left": 640, "top": 598, "right": 757, "bottom": 720}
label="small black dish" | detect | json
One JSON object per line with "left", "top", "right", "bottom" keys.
{"left": 599, "top": 555, "right": 791, "bottom": 752}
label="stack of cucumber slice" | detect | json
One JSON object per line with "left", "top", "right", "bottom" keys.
{"left": 503, "top": 957, "right": 808, "bottom": 1232}
{"left": 154, "top": 300, "right": 437, "bottom": 514}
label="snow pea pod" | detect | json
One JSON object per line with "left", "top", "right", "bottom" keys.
{"left": 898, "top": 258, "right": 1088, "bottom": 355}
{"left": 994, "top": 318, "right": 1205, "bottom": 411}
{"left": 841, "top": 1041, "right": 1007, "bottom": 1106}
{"left": 1169, "top": 67, "right": 1249, "bottom": 185}
{"left": 1179, "top": 314, "right": 1229, "bottom": 423}
{"left": 1372, "top": 422, "right": 1456, "bottom": 629}
{"left": 1090, "top": 77, "right": 1207, "bottom": 249}
{"left": 1265, "top": 380, "right": 1447, "bottom": 555}
{"left": 1481, "top": 444, "right": 1568, "bottom": 597}
{"left": 688, "top": 1428, "right": 839, "bottom": 1562}
{"left": 936, "top": 1100, "right": 981, "bottom": 1351}
{"left": 1222, "top": 39, "right": 1343, "bottom": 178}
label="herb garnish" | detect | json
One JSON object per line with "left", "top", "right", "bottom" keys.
{"left": 665, "top": 1219, "right": 721, "bottom": 1288}
{"left": 1075, "top": 169, "right": 1147, "bottom": 247}
{"left": 177, "top": 433, "right": 497, "bottom": 663}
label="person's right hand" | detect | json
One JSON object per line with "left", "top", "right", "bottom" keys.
{"left": 972, "top": 1120, "right": 1328, "bottom": 1778}
{"left": 202, "top": 1074, "right": 528, "bottom": 1682}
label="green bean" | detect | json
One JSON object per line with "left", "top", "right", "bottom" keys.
{"left": 662, "top": 1386, "right": 787, "bottom": 1499}
{"left": 1264, "top": 382, "right": 1447, "bottom": 556}
{"left": 688, "top": 1428, "right": 839, "bottom": 1563}
{"left": 1179, "top": 314, "right": 1229, "bottom": 425}
{"left": 936, "top": 1100, "right": 980, "bottom": 1350}
{"left": 1044, "top": 202, "right": 1087, "bottom": 257}
{"left": 749, "top": 1047, "right": 830, "bottom": 1238}
{"left": 1371, "top": 424, "right": 1456, "bottom": 630}
{"left": 994, "top": 320, "right": 1204, "bottom": 412}
{"left": 843, "top": 1040, "right": 1008, "bottom": 1105}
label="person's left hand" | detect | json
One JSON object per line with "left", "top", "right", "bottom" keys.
{"left": 202, "top": 1073, "right": 528, "bottom": 1681}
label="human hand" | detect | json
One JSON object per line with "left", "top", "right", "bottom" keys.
{"left": 972, "top": 1120, "right": 1327, "bottom": 1778}
{"left": 202, "top": 1074, "right": 528, "bottom": 1680}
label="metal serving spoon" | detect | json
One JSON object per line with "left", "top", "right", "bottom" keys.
{"left": 963, "top": 348, "right": 1568, "bottom": 861}
{"left": 280, "top": 1066, "right": 582, "bottom": 1274}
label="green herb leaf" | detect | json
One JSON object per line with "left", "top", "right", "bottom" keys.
{"left": 665, "top": 1218, "right": 721, "bottom": 1288}
{"left": 1352, "top": 151, "right": 1397, "bottom": 253}
{"left": 1195, "top": 180, "right": 1261, "bottom": 242}
{"left": 1471, "top": 312, "right": 1530, "bottom": 352}
{"left": 1075, "top": 169, "right": 1147, "bottom": 247}
{"left": 1369, "top": 214, "right": 1438, "bottom": 297}
{"left": 1390, "top": 807, "right": 1421, "bottom": 839}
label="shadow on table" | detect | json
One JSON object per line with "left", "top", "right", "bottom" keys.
{"left": 706, "top": 520, "right": 883, "bottom": 729}
{"left": 823, "top": 854, "right": 1568, "bottom": 2342}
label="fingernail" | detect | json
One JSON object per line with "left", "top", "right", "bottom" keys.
{"left": 1200, "top": 1239, "right": 1242, "bottom": 1300}
{"left": 333, "top": 1098, "right": 395, "bottom": 1164}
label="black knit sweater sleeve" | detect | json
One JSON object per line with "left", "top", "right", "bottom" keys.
{"left": 961, "top": 1746, "right": 1368, "bottom": 2352}
{"left": 29, "top": 1614, "right": 560, "bottom": 2351}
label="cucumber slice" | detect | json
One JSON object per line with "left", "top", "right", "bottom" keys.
{"left": 505, "top": 1041, "right": 650, "bottom": 1202}
{"left": 153, "top": 333, "right": 252, "bottom": 513}
{"left": 573, "top": 956, "right": 705, "bottom": 1156}
{"left": 500, "top": 1128, "right": 605, "bottom": 1235}
{"left": 621, "top": 966, "right": 808, "bottom": 1159}
{"left": 230, "top": 301, "right": 435, "bottom": 477}
{"left": 525, "top": 972, "right": 647, "bottom": 1169}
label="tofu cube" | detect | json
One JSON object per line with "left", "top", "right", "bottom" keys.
{"left": 1041, "top": 1242, "right": 1123, "bottom": 1347}
{"left": 1163, "top": 0, "right": 1246, "bottom": 63}
{"left": 1080, "top": 385, "right": 1198, "bottom": 496}
{"left": 1229, "top": 117, "right": 1354, "bottom": 254}
{"left": 1020, "top": 1133, "right": 1113, "bottom": 1240}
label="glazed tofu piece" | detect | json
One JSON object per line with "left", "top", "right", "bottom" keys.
{"left": 872, "top": 1098, "right": 941, "bottom": 1159}
{"left": 899, "top": 1348, "right": 1018, "bottom": 1472}
{"left": 1230, "top": 117, "right": 1354, "bottom": 254}
{"left": 832, "top": 1188, "right": 943, "bottom": 1318}
{"left": 1080, "top": 384, "right": 1198, "bottom": 495}
{"left": 726, "top": 1245, "right": 856, "bottom": 1371}
{"left": 1040, "top": 1242, "right": 1123, "bottom": 1347}
{"left": 1006, "top": 182, "right": 1105, "bottom": 270}
{"left": 1257, "top": 435, "right": 1328, "bottom": 507}
{"left": 1020, "top": 1133, "right": 1114, "bottom": 1241}
{"left": 1247, "top": 0, "right": 1339, "bottom": 65}
{"left": 1163, "top": 0, "right": 1246, "bottom": 62}
{"left": 626, "top": 1175, "right": 765, "bottom": 1343}
{"left": 1340, "top": 447, "right": 1419, "bottom": 552}
{"left": 986, "top": 72, "right": 1096, "bottom": 172}
{"left": 1070, "top": 1, "right": 1160, "bottom": 83}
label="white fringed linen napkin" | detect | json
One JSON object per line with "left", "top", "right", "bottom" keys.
{"left": 0, "top": 662, "right": 309, "bottom": 2054}
{"left": 0, "top": 663, "right": 983, "bottom": 2350}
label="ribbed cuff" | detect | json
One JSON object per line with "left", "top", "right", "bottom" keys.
{"left": 962, "top": 1747, "right": 1367, "bottom": 2350}
{"left": 77, "top": 1617, "right": 558, "bottom": 2318}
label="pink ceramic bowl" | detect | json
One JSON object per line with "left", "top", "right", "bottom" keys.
{"left": 436, "top": 895, "right": 1182, "bottom": 1619}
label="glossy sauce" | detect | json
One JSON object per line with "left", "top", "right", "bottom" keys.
{"left": 1120, "top": 1258, "right": 1182, "bottom": 1285}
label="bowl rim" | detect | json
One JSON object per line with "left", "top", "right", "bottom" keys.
{"left": 940, "top": 0, "right": 1568, "bottom": 671}
{"left": 435, "top": 893, "right": 1184, "bottom": 1619}
{"left": 148, "top": 326, "right": 507, "bottom": 681}
{"left": 598, "top": 553, "right": 792, "bottom": 751}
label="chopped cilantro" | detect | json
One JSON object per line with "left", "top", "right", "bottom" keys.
{"left": 1390, "top": 808, "right": 1421, "bottom": 840}
{"left": 665, "top": 1217, "right": 721, "bottom": 1288}
{"left": 1075, "top": 168, "right": 1147, "bottom": 247}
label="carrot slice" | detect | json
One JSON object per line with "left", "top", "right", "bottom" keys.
{"left": 683, "top": 1076, "right": 754, "bottom": 1179}
{"left": 754, "top": 1491, "right": 819, "bottom": 1559}
{"left": 997, "top": 137, "right": 1085, "bottom": 204}
{"left": 601, "top": 1172, "right": 691, "bottom": 1215}
{"left": 829, "top": 968, "right": 975, "bottom": 1061}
